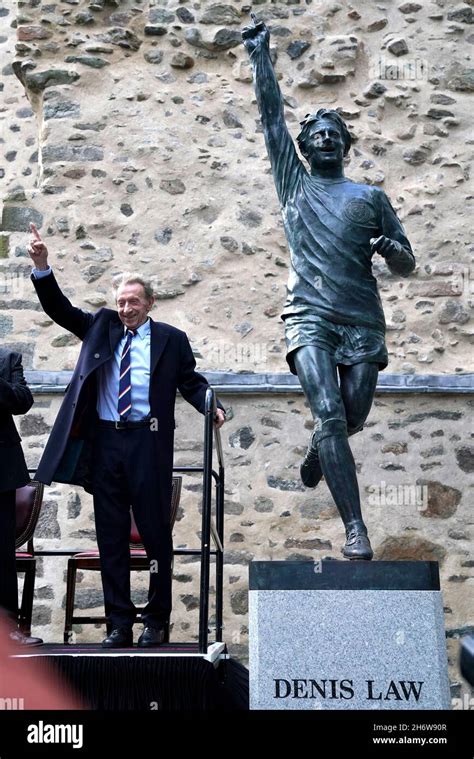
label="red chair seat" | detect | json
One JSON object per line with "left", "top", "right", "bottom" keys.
{"left": 73, "top": 551, "right": 100, "bottom": 558}
{"left": 15, "top": 480, "right": 45, "bottom": 636}
{"left": 72, "top": 549, "right": 148, "bottom": 559}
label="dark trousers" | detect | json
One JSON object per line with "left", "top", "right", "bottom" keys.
{"left": 0, "top": 490, "right": 18, "bottom": 622}
{"left": 92, "top": 426, "right": 173, "bottom": 629}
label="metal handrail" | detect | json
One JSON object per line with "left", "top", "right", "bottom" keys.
{"left": 198, "top": 387, "right": 225, "bottom": 652}
{"left": 28, "top": 387, "right": 226, "bottom": 654}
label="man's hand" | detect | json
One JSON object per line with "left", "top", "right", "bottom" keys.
{"left": 214, "top": 408, "right": 226, "bottom": 430}
{"left": 242, "top": 11, "right": 270, "bottom": 53}
{"left": 370, "top": 235, "right": 399, "bottom": 259}
{"left": 27, "top": 223, "right": 49, "bottom": 270}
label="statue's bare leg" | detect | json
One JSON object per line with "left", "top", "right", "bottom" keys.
{"left": 294, "top": 346, "right": 376, "bottom": 559}
{"left": 299, "top": 355, "right": 378, "bottom": 485}
{"left": 339, "top": 362, "right": 378, "bottom": 438}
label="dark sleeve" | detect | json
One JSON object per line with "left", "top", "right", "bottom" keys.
{"left": 378, "top": 191, "right": 416, "bottom": 277}
{"left": 31, "top": 270, "right": 94, "bottom": 340}
{"left": 0, "top": 352, "right": 34, "bottom": 415}
{"left": 177, "top": 333, "right": 225, "bottom": 416}
{"left": 249, "top": 42, "right": 304, "bottom": 207}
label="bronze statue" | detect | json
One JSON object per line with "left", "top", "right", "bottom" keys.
{"left": 242, "top": 15, "right": 415, "bottom": 560}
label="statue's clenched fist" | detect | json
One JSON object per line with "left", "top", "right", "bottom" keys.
{"left": 242, "top": 11, "right": 270, "bottom": 53}
{"left": 370, "top": 235, "right": 399, "bottom": 260}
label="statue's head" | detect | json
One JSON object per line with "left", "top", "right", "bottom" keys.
{"left": 296, "top": 109, "right": 351, "bottom": 170}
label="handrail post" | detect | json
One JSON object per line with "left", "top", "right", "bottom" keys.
{"left": 198, "top": 388, "right": 214, "bottom": 652}
{"left": 212, "top": 393, "right": 225, "bottom": 642}
{"left": 215, "top": 459, "right": 224, "bottom": 642}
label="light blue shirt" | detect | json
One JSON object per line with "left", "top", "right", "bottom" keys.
{"left": 97, "top": 319, "right": 151, "bottom": 421}
{"left": 32, "top": 266, "right": 52, "bottom": 279}
{"left": 32, "top": 267, "right": 152, "bottom": 421}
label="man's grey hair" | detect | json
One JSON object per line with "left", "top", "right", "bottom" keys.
{"left": 112, "top": 272, "right": 155, "bottom": 302}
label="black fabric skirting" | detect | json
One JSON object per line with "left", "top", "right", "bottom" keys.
{"left": 37, "top": 655, "right": 249, "bottom": 711}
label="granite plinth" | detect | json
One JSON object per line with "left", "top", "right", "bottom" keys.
{"left": 249, "top": 561, "right": 450, "bottom": 710}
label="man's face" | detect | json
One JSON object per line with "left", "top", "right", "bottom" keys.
{"left": 116, "top": 282, "right": 154, "bottom": 330}
{"left": 306, "top": 119, "right": 345, "bottom": 169}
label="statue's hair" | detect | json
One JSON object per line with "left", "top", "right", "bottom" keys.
{"left": 296, "top": 109, "right": 352, "bottom": 159}
{"left": 112, "top": 272, "right": 155, "bottom": 301}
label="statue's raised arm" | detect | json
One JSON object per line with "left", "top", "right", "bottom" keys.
{"left": 242, "top": 13, "right": 303, "bottom": 206}
{"left": 242, "top": 13, "right": 416, "bottom": 564}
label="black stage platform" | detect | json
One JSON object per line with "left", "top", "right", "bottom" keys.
{"left": 8, "top": 393, "right": 247, "bottom": 712}
{"left": 11, "top": 643, "right": 249, "bottom": 710}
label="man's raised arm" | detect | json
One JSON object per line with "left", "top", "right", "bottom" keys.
{"left": 27, "top": 223, "right": 93, "bottom": 340}
{"left": 242, "top": 13, "right": 303, "bottom": 206}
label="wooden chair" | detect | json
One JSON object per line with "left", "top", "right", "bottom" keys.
{"left": 63, "top": 476, "right": 182, "bottom": 644}
{"left": 15, "top": 480, "right": 44, "bottom": 635}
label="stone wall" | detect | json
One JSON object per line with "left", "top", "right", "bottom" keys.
{"left": 22, "top": 387, "right": 473, "bottom": 698}
{"left": 1, "top": 0, "right": 473, "bottom": 373}
{"left": 1, "top": 0, "right": 473, "bottom": 700}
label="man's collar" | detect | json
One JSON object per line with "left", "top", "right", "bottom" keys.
{"left": 124, "top": 318, "right": 151, "bottom": 340}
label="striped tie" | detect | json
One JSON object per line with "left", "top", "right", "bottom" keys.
{"left": 117, "top": 329, "right": 136, "bottom": 419}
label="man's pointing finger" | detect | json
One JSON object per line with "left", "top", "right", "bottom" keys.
{"left": 30, "top": 222, "right": 41, "bottom": 240}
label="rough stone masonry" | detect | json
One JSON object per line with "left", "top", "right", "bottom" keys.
{"left": 0, "top": 0, "right": 472, "bottom": 696}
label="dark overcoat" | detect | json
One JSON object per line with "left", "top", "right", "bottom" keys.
{"left": 0, "top": 348, "right": 33, "bottom": 492}
{"left": 32, "top": 272, "right": 221, "bottom": 515}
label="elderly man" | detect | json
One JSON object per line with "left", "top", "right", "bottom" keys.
{"left": 242, "top": 16, "right": 415, "bottom": 560}
{"left": 28, "top": 224, "right": 225, "bottom": 648}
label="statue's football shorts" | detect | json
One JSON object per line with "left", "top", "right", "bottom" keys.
{"left": 284, "top": 313, "right": 388, "bottom": 376}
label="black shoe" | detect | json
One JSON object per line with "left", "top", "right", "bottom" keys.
{"left": 102, "top": 627, "right": 133, "bottom": 648}
{"left": 137, "top": 626, "right": 166, "bottom": 648}
{"left": 9, "top": 629, "right": 43, "bottom": 647}
{"left": 300, "top": 431, "right": 324, "bottom": 488}
{"left": 342, "top": 525, "right": 374, "bottom": 561}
